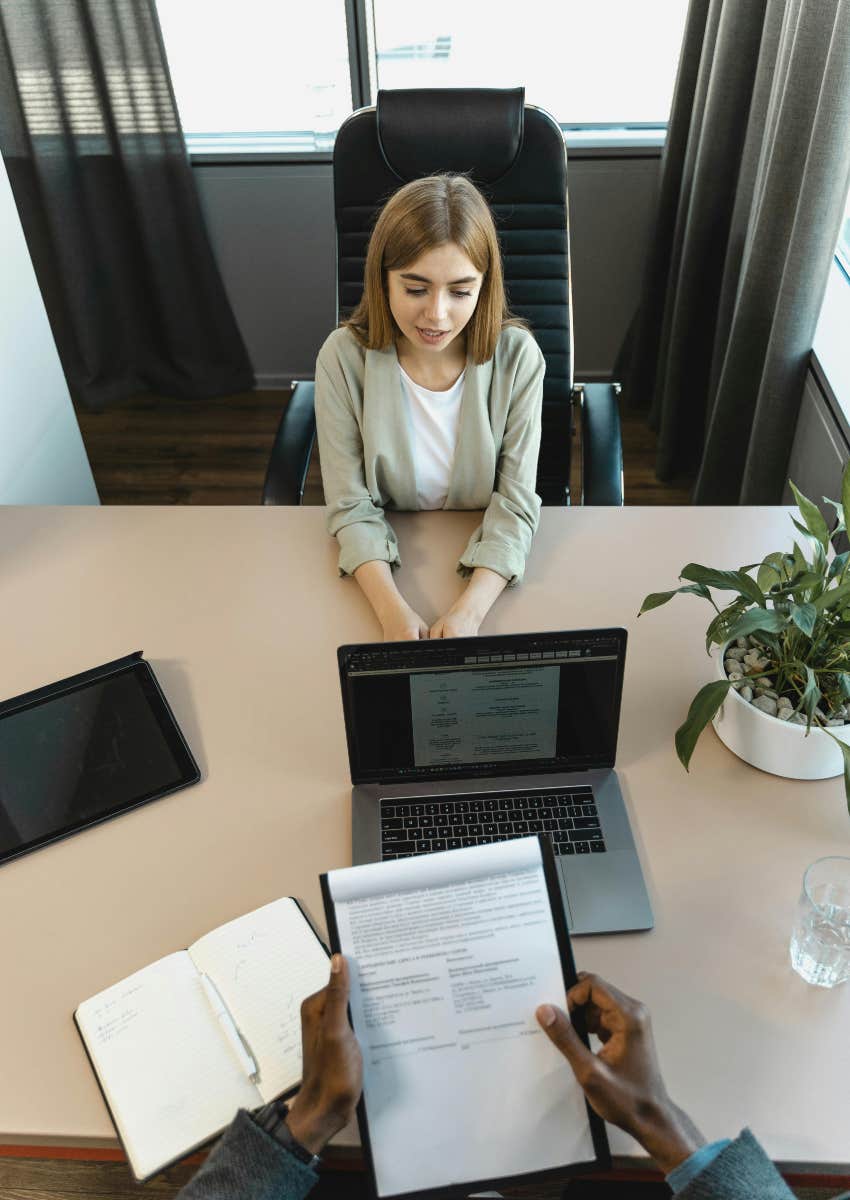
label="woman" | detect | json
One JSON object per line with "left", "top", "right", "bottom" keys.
{"left": 314, "top": 173, "right": 545, "bottom": 641}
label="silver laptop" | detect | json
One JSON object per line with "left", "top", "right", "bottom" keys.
{"left": 338, "top": 628, "right": 653, "bottom": 935}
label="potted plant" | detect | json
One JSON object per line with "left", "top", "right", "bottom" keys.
{"left": 639, "top": 463, "right": 850, "bottom": 814}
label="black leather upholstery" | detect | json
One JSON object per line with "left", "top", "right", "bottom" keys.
{"left": 579, "top": 384, "right": 624, "bottom": 506}
{"left": 262, "top": 381, "right": 317, "bottom": 505}
{"left": 377, "top": 88, "right": 524, "bottom": 183}
{"left": 262, "top": 87, "right": 624, "bottom": 507}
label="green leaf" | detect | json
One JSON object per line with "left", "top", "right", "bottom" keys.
{"left": 757, "top": 553, "right": 786, "bottom": 592}
{"left": 814, "top": 577, "right": 850, "bottom": 612}
{"left": 704, "top": 600, "right": 748, "bottom": 653}
{"left": 792, "top": 541, "right": 810, "bottom": 575}
{"left": 638, "top": 590, "right": 678, "bottom": 614}
{"left": 823, "top": 729, "right": 850, "bottom": 818}
{"left": 842, "top": 459, "right": 850, "bottom": 536}
{"left": 680, "top": 564, "right": 765, "bottom": 607}
{"left": 755, "top": 630, "right": 780, "bottom": 657}
{"left": 675, "top": 680, "right": 732, "bottom": 771}
{"left": 767, "top": 570, "right": 825, "bottom": 601}
{"left": 829, "top": 551, "right": 850, "bottom": 580}
{"left": 725, "top": 607, "right": 788, "bottom": 643}
{"left": 790, "top": 603, "right": 817, "bottom": 637}
{"left": 823, "top": 498, "right": 846, "bottom": 534}
{"left": 838, "top": 672, "right": 850, "bottom": 700}
{"left": 790, "top": 482, "right": 831, "bottom": 551}
{"left": 800, "top": 665, "right": 821, "bottom": 724}
{"left": 638, "top": 582, "right": 713, "bottom": 616}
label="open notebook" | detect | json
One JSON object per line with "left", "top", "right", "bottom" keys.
{"left": 74, "top": 897, "right": 330, "bottom": 1182}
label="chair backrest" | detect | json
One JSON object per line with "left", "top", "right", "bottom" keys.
{"left": 332, "top": 89, "right": 574, "bottom": 501}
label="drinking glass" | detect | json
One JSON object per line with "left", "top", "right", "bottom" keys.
{"left": 789, "top": 857, "right": 850, "bottom": 987}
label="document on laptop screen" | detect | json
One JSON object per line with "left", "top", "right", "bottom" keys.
{"left": 322, "top": 838, "right": 603, "bottom": 1198}
{"left": 410, "top": 664, "right": 560, "bottom": 767}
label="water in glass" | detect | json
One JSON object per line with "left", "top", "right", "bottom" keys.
{"left": 790, "top": 880, "right": 850, "bottom": 988}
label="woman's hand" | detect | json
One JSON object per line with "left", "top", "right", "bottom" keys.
{"left": 536, "top": 973, "right": 705, "bottom": 1174}
{"left": 353, "top": 560, "right": 428, "bottom": 640}
{"left": 429, "top": 603, "right": 483, "bottom": 639}
{"left": 285, "top": 955, "right": 363, "bottom": 1155}
{"left": 382, "top": 602, "right": 430, "bottom": 641}
{"left": 430, "top": 567, "right": 507, "bottom": 639}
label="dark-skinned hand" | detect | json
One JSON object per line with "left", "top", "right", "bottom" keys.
{"left": 285, "top": 954, "right": 363, "bottom": 1155}
{"left": 536, "top": 972, "right": 706, "bottom": 1174}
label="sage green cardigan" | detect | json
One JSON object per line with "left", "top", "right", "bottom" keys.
{"left": 314, "top": 323, "right": 545, "bottom": 585}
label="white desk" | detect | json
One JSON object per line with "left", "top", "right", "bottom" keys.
{"left": 0, "top": 506, "right": 847, "bottom": 1173}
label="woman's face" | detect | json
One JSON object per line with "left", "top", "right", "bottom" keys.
{"left": 386, "top": 241, "right": 484, "bottom": 356}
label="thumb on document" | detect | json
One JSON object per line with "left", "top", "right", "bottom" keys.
{"left": 536, "top": 1003, "right": 594, "bottom": 1074}
{"left": 326, "top": 954, "right": 350, "bottom": 1012}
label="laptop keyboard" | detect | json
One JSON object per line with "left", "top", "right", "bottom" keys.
{"left": 380, "top": 785, "right": 606, "bottom": 860}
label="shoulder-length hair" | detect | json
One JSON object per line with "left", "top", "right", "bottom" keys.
{"left": 343, "top": 174, "right": 526, "bottom": 365}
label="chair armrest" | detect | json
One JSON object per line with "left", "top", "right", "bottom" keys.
{"left": 262, "top": 381, "right": 317, "bottom": 506}
{"left": 576, "top": 382, "right": 624, "bottom": 506}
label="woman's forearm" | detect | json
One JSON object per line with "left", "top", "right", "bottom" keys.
{"left": 430, "top": 567, "right": 507, "bottom": 638}
{"left": 459, "top": 566, "right": 508, "bottom": 622}
{"left": 354, "top": 560, "right": 428, "bottom": 640}
{"left": 354, "top": 560, "right": 404, "bottom": 622}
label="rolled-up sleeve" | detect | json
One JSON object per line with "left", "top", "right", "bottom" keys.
{"left": 314, "top": 356, "right": 400, "bottom": 578}
{"left": 458, "top": 337, "right": 544, "bottom": 586}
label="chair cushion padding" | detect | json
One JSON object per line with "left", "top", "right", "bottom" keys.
{"left": 377, "top": 88, "right": 524, "bottom": 184}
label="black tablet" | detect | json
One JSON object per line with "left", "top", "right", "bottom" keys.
{"left": 0, "top": 652, "right": 200, "bottom": 868}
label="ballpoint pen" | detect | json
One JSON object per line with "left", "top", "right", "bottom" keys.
{"left": 199, "top": 972, "right": 260, "bottom": 1084}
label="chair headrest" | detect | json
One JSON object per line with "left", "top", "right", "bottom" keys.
{"left": 377, "top": 88, "right": 525, "bottom": 184}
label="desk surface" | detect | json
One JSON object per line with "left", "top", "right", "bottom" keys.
{"left": 0, "top": 505, "right": 848, "bottom": 1168}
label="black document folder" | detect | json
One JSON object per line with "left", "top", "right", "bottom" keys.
{"left": 321, "top": 834, "right": 610, "bottom": 1200}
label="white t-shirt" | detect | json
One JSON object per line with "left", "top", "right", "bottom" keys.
{"left": 398, "top": 363, "right": 466, "bottom": 510}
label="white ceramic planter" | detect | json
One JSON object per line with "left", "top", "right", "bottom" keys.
{"left": 711, "top": 646, "right": 850, "bottom": 780}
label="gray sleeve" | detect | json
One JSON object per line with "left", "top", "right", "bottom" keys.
{"left": 457, "top": 337, "right": 544, "bottom": 586}
{"left": 677, "top": 1129, "right": 798, "bottom": 1200}
{"left": 174, "top": 1110, "right": 318, "bottom": 1200}
{"left": 314, "top": 356, "right": 401, "bottom": 578}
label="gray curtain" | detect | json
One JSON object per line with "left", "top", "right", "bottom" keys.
{"left": 0, "top": 0, "right": 254, "bottom": 409}
{"left": 627, "top": 0, "right": 850, "bottom": 503}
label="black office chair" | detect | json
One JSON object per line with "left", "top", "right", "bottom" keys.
{"left": 262, "top": 87, "right": 623, "bottom": 507}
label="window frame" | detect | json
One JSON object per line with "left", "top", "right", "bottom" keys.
{"left": 179, "top": 0, "right": 672, "bottom": 162}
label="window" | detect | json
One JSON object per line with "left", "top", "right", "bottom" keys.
{"left": 154, "top": 0, "right": 352, "bottom": 152}
{"left": 370, "top": 1, "right": 689, "bottom": 128}
{"left": 812, "top": 183, "right": 850, "bottom": 423}
{"left": 154, "top": 0, "right": 689, "bottom": 154}
{"left": 837, "top": 186, "right": 850, "bottom": 280}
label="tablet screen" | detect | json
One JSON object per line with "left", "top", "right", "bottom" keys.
{"left": 0, "top": 661, "right": 199, "bottom": 866}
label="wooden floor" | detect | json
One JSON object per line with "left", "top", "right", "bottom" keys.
{"left": 73, "top": 388, "right": 695, "bottom": 507}
{"left": 11, "top": 388, "right": 702, "bottom": 1199}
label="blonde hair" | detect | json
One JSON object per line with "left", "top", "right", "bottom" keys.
{"left": 343, "top": 174, "right": 525, "bottom": 364}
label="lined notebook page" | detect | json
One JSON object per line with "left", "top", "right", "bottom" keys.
{"left": 75, "top": 952, "right": 261, "bottom": 1181}
{"left": 189, "top": 897, "right": 330, "bottom": 1102}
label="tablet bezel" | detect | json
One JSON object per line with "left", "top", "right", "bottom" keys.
{"left": 0, "top": 652, "right": 200, "bottom": 868}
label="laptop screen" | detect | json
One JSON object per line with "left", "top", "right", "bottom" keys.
{"left": 338, "top": 629, "right": 626, "bottom": 785}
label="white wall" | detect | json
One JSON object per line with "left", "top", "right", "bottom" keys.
{"left": 0, "top": 157, "right": 99, "bottom": 504}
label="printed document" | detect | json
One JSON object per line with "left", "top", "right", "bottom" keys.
{"left": 326, "top": 838, "right": 595, "bottom": 1196}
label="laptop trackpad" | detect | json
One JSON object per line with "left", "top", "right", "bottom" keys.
{"left": 561, "top": 850, "right": 654, "bottom": 936}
